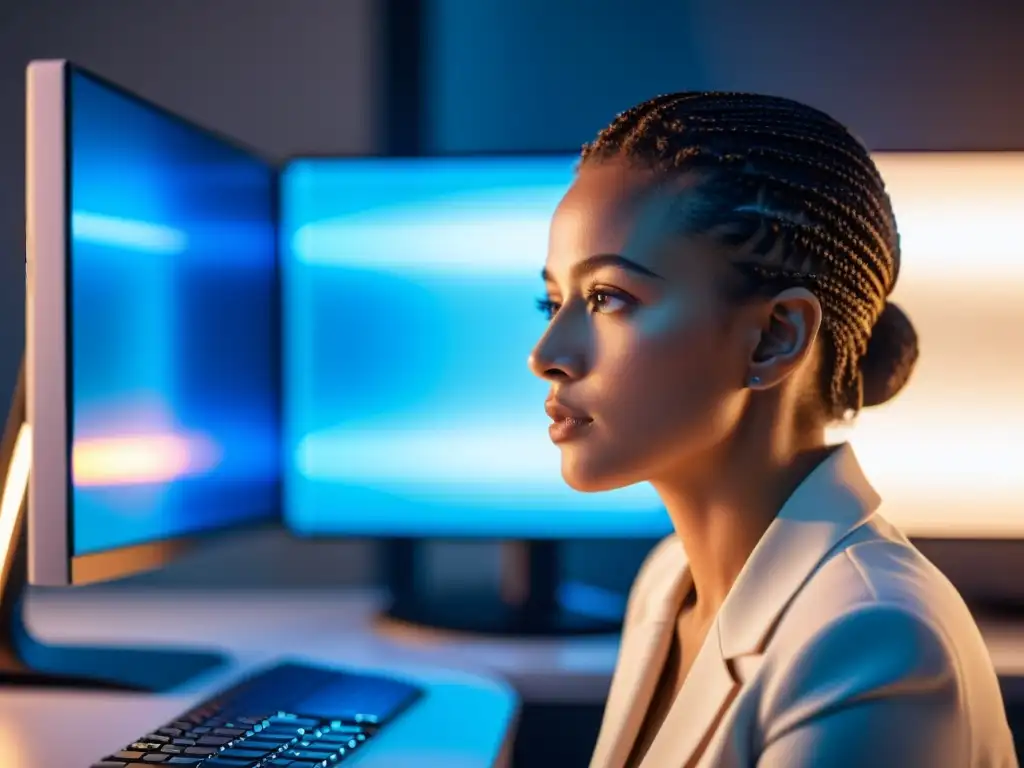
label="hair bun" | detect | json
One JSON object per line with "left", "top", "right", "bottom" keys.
{"left": 859, "top": 301, "right": 919, "bottom": 408}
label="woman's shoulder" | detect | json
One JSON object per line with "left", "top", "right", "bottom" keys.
{"left": 775, "top": 517, "right": 991, "bottom": 671}
{"left": 749, "top": 520, "right": 1013, "bottom": 764}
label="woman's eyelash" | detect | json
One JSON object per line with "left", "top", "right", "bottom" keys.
{"left": 536, "top": 287, "right": 636, "bottom": 320}
{"left": 536, "top": 297, "right": 560, "bottom": 319}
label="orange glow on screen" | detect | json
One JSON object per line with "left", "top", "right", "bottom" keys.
{"left": 72, "top": 432, "right": 219, "bottom": 487}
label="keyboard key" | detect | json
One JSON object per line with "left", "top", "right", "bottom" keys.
{"left": 166, "top": 759, "right": 203, "bottom": 765}
{"left": 235, "top": 740, "right": 285, "bottom": 751}
{"left": 252, "top": 731, "right": 301, "bottom": 745}
{"left": 132, "top": 741, "right": 168, "bottom": 751}
{"left": 142, "top": 756, "right": 171, "bottom": 763}
{"left": 255, "top": 727, "right": 297, "bottom": 739}
{"left": 183, "top": 745, "right": 219, "bottom": 756}
{"left": 218, "top": 748, "right": 266, "bottom": 760}
{"left": 313, "top": 738, "right": 357, "bottom": 751}
{"left": 328, "top": 725, "right": 365, "bottom": 734}
{"left": 316, "top": 732, "right": 359, "bottom": 743}
{"left": 282, "top": 749, "right": 334, "bottom": 761}
{"left": 90, "top": 763, "right": 127, "bottom": 767}
{"left": 112, "top": 751, "right": 145, "bottom": 760}
{"left": 197, "top": 736, "right": 233, "bottom": 746}
{"left": 213, "top": 727, "right": 247, "bottom": 737}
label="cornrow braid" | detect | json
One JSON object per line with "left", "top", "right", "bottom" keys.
{"left": 580, "top": 91, "right": 919, "bottom": 420}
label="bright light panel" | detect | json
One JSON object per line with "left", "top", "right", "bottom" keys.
{"left": 828, "top": 153, "right": 1024, "bottom": 538}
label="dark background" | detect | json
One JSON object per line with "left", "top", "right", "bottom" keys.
{"left": 3, "top": 1, "right": 1023, "bottom": 763}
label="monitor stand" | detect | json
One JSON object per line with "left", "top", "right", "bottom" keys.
{"left": 378, "top": 538, "right": 622, "bottom": 637}
{"left": 0, "top": 360, "right": 226, "bottom": 692}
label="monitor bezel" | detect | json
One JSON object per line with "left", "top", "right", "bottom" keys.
{"left": 26, "top": 59, "right": 282, "bottom": 587}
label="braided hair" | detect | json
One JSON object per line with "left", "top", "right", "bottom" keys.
{"left": 580, "top": 92, "right": 919, "bottom": 421}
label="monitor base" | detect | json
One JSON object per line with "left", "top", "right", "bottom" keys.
{"left": 381, "top": 538, "right": 623, "bottom": 638}
{"left": 0, "top": 522, "right": 228, "bottom": 693}
{"left": 0, "top": 667, "right": 138, "bottom": 690}
{"left": 0, "top": 631, "right": 227, "bottom": 693}
{"left": 0, "top": 359, "right": 227, "bottom": 693}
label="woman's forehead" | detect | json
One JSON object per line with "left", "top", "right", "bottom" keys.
{"left": 546, "top": 163, "right": 721, "bottom": 280}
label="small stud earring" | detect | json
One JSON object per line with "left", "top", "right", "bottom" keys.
{"left": 749, "top": 375, "right": 761, "bottom": 386}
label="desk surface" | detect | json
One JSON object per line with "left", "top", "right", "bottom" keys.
{"left": 4, "top": 588, "right": 519, "bottom": 768}
{"left": 9, "top": 587, "right": 1024, "bottom": 767}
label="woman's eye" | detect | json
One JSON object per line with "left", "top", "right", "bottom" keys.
{"left": 536, "top": 289, "right": 634, "bottom": 321}
{"left": 587, "top": 290, "right": 631, "bottom": 314}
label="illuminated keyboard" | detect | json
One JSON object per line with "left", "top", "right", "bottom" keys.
{"left": 89, "top": 661, "right": 423, "bottom": 767}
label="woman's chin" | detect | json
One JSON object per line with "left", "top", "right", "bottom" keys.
{"left": 560, "top": 452, "right": 635, "bottom": 493}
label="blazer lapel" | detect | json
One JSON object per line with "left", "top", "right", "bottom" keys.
{"left": 590, "top": 539, "right": 690, "bottom": 768}
{"left": 640, "top": 444, "right": 882, "bottom": 767}
{"left": 639, "top": 620, "right": 739, "bottom": 768}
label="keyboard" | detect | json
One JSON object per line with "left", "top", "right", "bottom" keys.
{"left": 90, "top": 661, "right": 423, "bottom": 767}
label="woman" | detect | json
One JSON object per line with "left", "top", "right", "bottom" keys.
{"left": 528, "top": 92, "right": 1017, "bottom": 768}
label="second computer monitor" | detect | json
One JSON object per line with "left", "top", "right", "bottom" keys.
{"left": 26, "top": 61, "right": 280, "bottom": 586}
{"left": 280, "top": 155, "right": 671, "bottom": 539}
{"left": 282, "top": 152, "right": 1024, "bottom": 543}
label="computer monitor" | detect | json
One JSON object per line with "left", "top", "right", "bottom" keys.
{"left": 281, "top": 152, "right": 1024, "bottom": 543}
{"left": 280, "top": 152, "right": 1024, "bottom": 632}
{"left": 25, "top": 60, "right": 280, "bottom": 588}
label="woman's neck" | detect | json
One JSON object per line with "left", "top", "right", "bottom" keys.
{"left": 651, "top": 427, "right": 831, "bottom": 622}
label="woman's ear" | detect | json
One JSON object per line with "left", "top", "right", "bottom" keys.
{"left": 746, "top": 287, "right": 822, "bottom": 389}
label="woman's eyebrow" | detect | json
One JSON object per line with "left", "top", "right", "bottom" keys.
{"left": 541, "top": 253, "right": 665, "bottom": 284}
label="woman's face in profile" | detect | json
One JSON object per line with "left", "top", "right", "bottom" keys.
{"left": 528, "top": 161, "right": 760, "bottom": 492}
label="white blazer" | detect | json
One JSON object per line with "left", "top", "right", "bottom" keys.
{"left": 590, "top": 444, "right": 1018, "bottom": 768}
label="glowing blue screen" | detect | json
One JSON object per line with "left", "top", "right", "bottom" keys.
{"left": 69, "top": 69, "right": 279, "bottom": 556}
{"left": 281, "top": 157, "right": 671, "bottom": 537}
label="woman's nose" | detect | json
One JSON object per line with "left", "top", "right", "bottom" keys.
{"left": 528, "top": 325, "right": 587, "bottom": 382}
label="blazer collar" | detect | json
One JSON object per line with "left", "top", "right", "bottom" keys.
{"left": 716, "top": 442, "right": 880, "bottom": 659}
{"left": 591, "top": 443, "right": 881, "bottom": 768}
{"left": 631, "top": 443, "right": 880, "bottom": 653}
